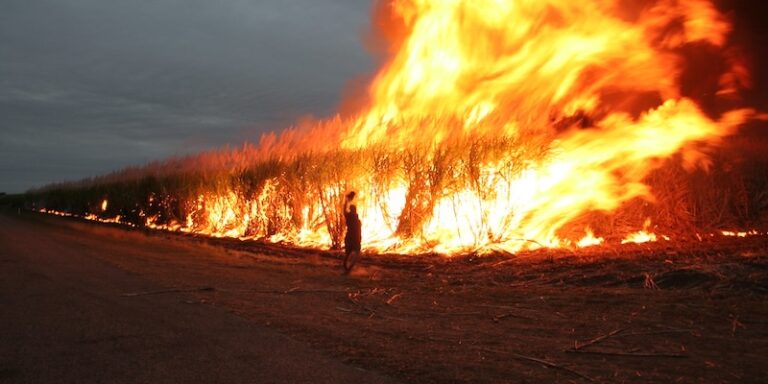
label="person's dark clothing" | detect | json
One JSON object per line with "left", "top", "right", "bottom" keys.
{"left": 344, "top": 205, "right": 361, "bottom": 254}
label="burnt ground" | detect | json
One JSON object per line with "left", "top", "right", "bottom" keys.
{"left": 2, "top": 208, "right": 768, "bottom": 383}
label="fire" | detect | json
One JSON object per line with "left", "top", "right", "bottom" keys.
{"left": 100, "top": 199, "right": 108, "bottom": 212}
{"left": 37, "top": 0, "right": 761, "bottom": 256}
{"left": 343, "top": 0, "right": 741, "bottom": 148}
{"left": 334, "top": 0, "right": 751, "bottom": 253}
{"left": 577, "top": 228, "right": 604, "bottom": 248}
{"left": 721, "top": 230, "right": 761, "bottom": 238}
{"left": 134, "top": 0, "right": 753, "bottom": 254}
{"left": 622, "top": 231, "right": 658, "bottom": 245}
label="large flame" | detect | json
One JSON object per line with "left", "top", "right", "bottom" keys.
{"left": 67, "top": 0, "right": 757, "bottom": 255}
{"left": 343, "top": 0, "right": 737, "bottom": 148}
{"left": 337, "top": 0, "right": 750, "bottom": 253}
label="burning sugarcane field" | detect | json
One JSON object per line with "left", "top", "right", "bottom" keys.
{"left": 1, "top": 0, "right": 767, "bottom": 383}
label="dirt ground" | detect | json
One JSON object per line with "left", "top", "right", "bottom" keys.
{"left": 4, "top": 209, "right": 768, "bottom": 383}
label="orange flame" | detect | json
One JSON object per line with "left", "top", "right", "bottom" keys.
{"left": 51, "top": 0, "right": 760, "bottom": 255}
{"left": 577, "top": 228, "right": 604, "bottom": 248}
{"left": 335, "top": 0, "right": 750, "bottom": 253}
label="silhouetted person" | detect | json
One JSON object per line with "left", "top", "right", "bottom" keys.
{"left": 345, "top": 205, "right": 361, "bottom": 253}
{"left": 343, "top": 192, "right": 361, "bottom": 271}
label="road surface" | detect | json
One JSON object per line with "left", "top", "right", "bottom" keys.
{"left": 0, "top": 210, "right": 398, "bottom": 384}
{"left": 2, "top": 209, "right": 767, "bottom": 383}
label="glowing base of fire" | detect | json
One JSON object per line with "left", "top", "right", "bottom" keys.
{"left": 37, "top": 208, "right": 766, "bottom": 256}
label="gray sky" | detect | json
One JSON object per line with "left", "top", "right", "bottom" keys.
{"left": 0, "top": 0, "right": 375, "bottom": 193}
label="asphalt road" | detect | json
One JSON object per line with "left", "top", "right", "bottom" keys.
{"left": 0, "top": 210, "right": 398, "bottom": 384}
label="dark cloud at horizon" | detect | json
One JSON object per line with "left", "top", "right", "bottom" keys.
{"left": 0, "top": 0, "right": 375, "bottom": 193}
